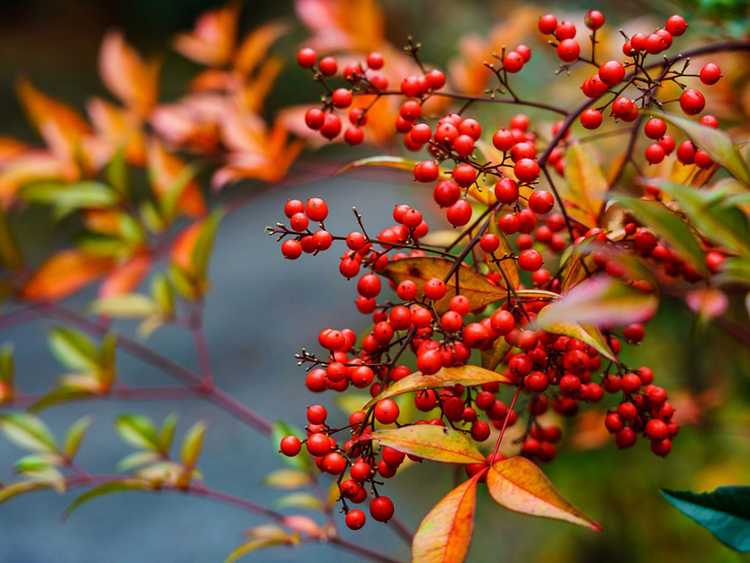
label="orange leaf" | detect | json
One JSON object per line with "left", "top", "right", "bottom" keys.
{"left": 0, "top": 152, "right": 75, "bottom": 208}
{"left": 21, "top": 250, "right": 113, "bottom": 302}
{"left": 147, "top": 139, "right": 206, "bottom": 218}
{"left": 16, "top": 78, "right": 90, "bottom": 160}
{"left": 369, "top": 425, "right": 484, "bottom": 464}
{"left": 87, "top": 98, "right": 146, "bottom": 165}
{"left": 0, "top": 137, "right": 27, "bottom": 164}
{"left": 412, "top": 473, "right": 481, "bottom": 563}
{"left": 364, "top": 366, "right": 512, "bottom": 410}
{"left": 99, "top": 253, "right": 152, "bottom": 298}
{"left": 170, "top": 221, "right": 202, "bottom": 274}
{"left": 99, "top": 32, "right": 160, "bottom": 117}
{"left": 174, "top": 2, "right": 239, "bottom": 66}
{"left": 149, "top": 95, "right": 224, "bottom": 154}
{"left": 238, "top": 58, "right": 283, "bottom": 114}
{"left": 487, "top": 457, "right": 601, "bottom": 530}
{"left": 296, "top": 0, "right": 385, "bottom": 52}
{"left": 234, "top": 21, "right": 288, "bottom": 75}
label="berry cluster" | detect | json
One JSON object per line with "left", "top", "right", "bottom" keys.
{"left": 265, "top": 8, "right": 736, "bottom": 533}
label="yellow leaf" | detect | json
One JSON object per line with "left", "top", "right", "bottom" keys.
{"left": 564, "top": 143, "right": 608, "bottom": 227}
{"left": 369, "top": 425, "right": 484, "bottom": 464}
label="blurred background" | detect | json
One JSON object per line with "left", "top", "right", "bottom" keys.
{"left": 1, "top": 0, "right": 750, "bottom": 562}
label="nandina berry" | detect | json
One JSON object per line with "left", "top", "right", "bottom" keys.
{"left": 281, "top": 239, "right": 302, "bottom": 259}
{"left": 519, "top": 249, "right": 543, "bottom": 271}
{"left": 616, "top": 427, "right": 637, "bottom": 448}
{"left": 694, "top": 149, "right": 713, "bottom": 169}
{"left": 306, "top": 197, "right": 328, "bottom": 221}
{"left": 350, "top": 461, "right": 372, "bottom": 481}
{"left": 424, "top": 278, "right": 446, "bottom": 300}
{"left": 645, "top": 143, "right": 666, "bottom": 164}
{"left": 345, "top": 127, "right": 364, "bottom": 145}
{"left": 367, "top": 51, "right": 384, "bottom": 69}
{"left": 357, "top": 273, "right": 381, "bottom": 298}
{"left": 346, "top": 509, "right": 366, "bottom": 530}
{"left": 306, "top": 432, "right": 331, "bottom": 456}
{"left": 480, "top": 234, "right": 500, "bottom": 253}
{"left": 538, "top": 14, "right": 557, "bottom": 34}
{"left": 495, "top": 177, "right": 519, "bottom": 203}
{"left": 323, "top": 452, "right": 347, "bottom": 474}
{"left": 599, "top": 61, "right": 625, "bottom": 86}
{"left": 374, "top": 399, "right": 400, "bottom": 424}
{"left": 645, "top": 418, "right": 669, "bottom": 440}
{"left": 580, "top": 108, "right": 603, "bottom": 129}
{"left": 612, "top": 97, "right": 635, "bottom": 119}
{"left": 557, "top": 39, "right": 580, "bottom": 62}
{"left": 677, "top": 140, "right": 696, "bottom": 164}
{"left": 665, "top": 14, "right": 688, "bottom": 36}
{"left": 280, "top": 435, "right": 301, "bottom": 456}
{"left": 584, "top": 9, "right": 605, "bottom": 29}
{"left": 514, "top": 158, "right": 540, "bottom": 182}
{"left": 400, "top": 100, "right": 422, "bottom": 120}
{"left": 297, "top": 47, "right": 317, "bottom": 68}
{"left": 318, "top": 56, "right": 337, "bottom": 76}
{"left": 320, "top": 113, "right": 342, "bottom": 139}
{"left": 700, "top": 115, "right": 719, "bottom": 128}
{"left": 528, "top": 190, "right": 555, "bottom": 214}
{"left": 426, "top": 69, "right": 446, "bottom": 90}
{"left": 680, "top": 89, "right": 705, "bottom": 115}
{"left": 447, "top": 200, "right": 473, "bottom": 226}
{"left": 452, "top": 163, "right": 477, "bottom": 187}
{"left": 305, "top": 108, "right": 325, "bottom": 130}
{"left": 651, "top": 438, "right": 672, "bottom": 457}
{"left": 621, "top": 372, "right": 642, "bottom": 394}
{"left": 413, "top": 160, "right": 439, "bottom": 182}
{"left": 492, "top": 128, "right": 515, "bottom": 151}
{"left": 510, "top": 141, "right": 536, "bottom": 162}
{"left": 370, "top": 496, "right": 394, "bottom": 522}
{"left": 699, "top": 62, "right": 721, "bottom": 85}
{"left": 516, "top": 44, "right": 532, "bottom": 62}
{"left": 307, "top": 404, "right": 328, "bottom": 424}
{"left": 471, "top": 420, "right": 491, "bottom": 441}
{"left": 555, "top": 21, "right": 577, "bottom": 40}
{"left": 434, "top": 179, "right": 461, "bottom": 207}
{"left": 503, "top": 51, "right": 525, "bottom": 73}
{"left": 644, "top": 118, "right": 667, "bottom": 139}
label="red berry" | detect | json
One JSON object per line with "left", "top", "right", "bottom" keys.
{"left": 615, "top": 427, "right": 637, "bottom": 448}
{"left": 599, "top": 61, "right": 625, "bottom": 86}
{"left": 555, "top": 21, "right": 577, "bottom": 40}
{"left": 297, "top": 47, "right": 317, "bottom": 68}
{"left": 318, "top": 56, "right": 338, "bottom": 76}
{"left": 307, "top": 404, "right": 328, "bottom": 424}
{"left": 503, "top": 51, "right": 525, "bottom": 73}
{"left": 367, "top": 52, "right": 384, "bottom": 69}
{"left": 374, "top": 399, "right": 400, "bottom": 424}
{"left": 495, "top": 177, "right": 519, "bottom": 203}
{"left": 306, "top": 432, "right": 331, "bottom": 456}
{"left": 345, "top": 127, "right": 364, "bottom": 145}
{"left": 434, "top": 180, "right": 461, "bottom": 207}
{"left": 424, "top": 277, "right": 447, "bottom": 300}
{"left": 645, "top": 143, "right": 666, "bottom": 164}
{"left": 519, "top": 249, "right": 543, "bottom": 271}
{"left": 644, "top": 118, "right": 667, "bottom": 139}
{"left": 645, "top": 418, "right": 669, "bottom": 440}
{"left": 538, "top": 14, "right": 558, "bottom": 35}
{"left": 699, "top": 63, "right": 721, "bottom": 85}
{"left": 585, "top": 9, "right": 605, "bottom": 30}
{"left": 281, "top": 239, "right": 302, "bottom": 259}
{"left": 447, "top": 200, "right": 473, "bottom": 226}
{"left": 346, "top": 509, "right": 366, "bottom": 530}
{"left": 514, "top": 158, "right": 540, "bottom": 182}
{"left": 528, "top": 190, "right": 554, "bottom": 214}
{"left": 320, "top": 113, "right": 342, "bottom": 139}
{"left": 332, "top": 88, "right": 353, "bottom": 108}
{"left": 280, "top": 435, "right": 301, "bottom": 456}
{"left": 480, "top": 234, "right": 500, "bottom": 253}
{"left": 680, "top": 89, "right": 705, "bottom": 115}
{"left": 580, "top": 108, "right": 603, "bottom": 129}
{"left": 357, "top": 273, "right": 381, "bottom": 298}
{"left": 305, "top": 108, "right": 325, "bottom": 130}
{"left": 426, "top": 69, "right": 446, "bottom": 90}
{"left": 665, "top": 15, "right": 688, "bottom": 36}
{"left": 370, "top": 496, "right": 394, "bottom": 522}
{"left": 557, "top": 39, "right": 580, "bottom": 62}
{"left": 452, "top": 163, "right": 477, "bottom": 187}
{"left": 306, "top": 197, "right": 328, "bottom": 222}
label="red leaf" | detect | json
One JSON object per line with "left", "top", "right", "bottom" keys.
{"left": 21, "top": 250, "right": 113, "bottom": 301}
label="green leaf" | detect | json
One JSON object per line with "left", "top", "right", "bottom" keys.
{"left": 224, "top": 537, "right": 291, "bottom": 563}
{"left": 0, "top": 343, "right": 14, "bottom": 385}
{"left": 191, "top": 208, "right": 225, "bottom": 283}
{"left": 658, "top": 182, "right": 750, "bottom": 256}
{"left": 29, "top": 387, "right": 95, "bottom": 413}
{"left": 159, "top": 413, "right": 178, "bottom": 452}
{"left": 0, "top": 480, "right": 52, "bottom": 503}
{"left": 369, "top": 425, "right": 484, "bottom": 464}
{"left": 271, "top": 421, "right": 312, "bottom": 473}
{"left": 64, "top": 479, "right": 154, "bottom": 519}
{"left": 612, "top": 196, "right": 708, "bottom": 275}
{"left": 64, "top": 416, "right": 92, "bottom": 459}
{"left": 152, "top": 274, "right": 175, "bottom": 317}
{"left": 662, "top": 487, "right": 750, "bottom": 552}
{"left": 21, "top": 181, "right": 119, "bottom": 211}
{"left": 716, "top": 256, "right": 750, "bottom": 285}
{"left": 274, "top": 492, "right": 323, "bottom": 510}
{"left": 0, "top": 413, "right": 57, "bottom": 453}
{"left": 97, "top": 333, "right": 117, "bottom": 388}
{"left": 534, "top": 275, "right": 657, "bottom": 329}
{"left": 180, "top": 421, "right": 206, "bottom": 469}
{"left": 48, "top": 327, "right": 99, "bottom": 371}
{"left": 338, "top": 155, "right": 420, "bottom": 175}
{"left": 160, "top": 165, "right": 197, "bottom": 221}
{"left": 90, "top": 294, "right": 158, "bottom": 318}
{"left": 106, "top": 147, "right": 128, "bottom": 196}
{"left": 115, "top": 414, "right": 161, "bottom": 451}
{"left": 14, "top": 453, "right": 58, "bottom": 473}
{"left": 653, "top": 111, "right": 750, "bottom": 185}
{"left": 117, "top": 451, "right": 161, "bottom": 472}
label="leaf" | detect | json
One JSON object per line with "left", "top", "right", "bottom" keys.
{"left": 369, "top": 425, "right": 484, "bottom": 464}
{"left": 64, "top": 479, "right": 154, "bottom": 519}
{"left": 21, "top": 181, "right": 119, "bottom": 213}
{"left": 0, "top": 480, "right": 52, "bottom": 503}
{"left": 117, "top": 451, "right": 160, "bottom": 472}
{"left": 270, "top": 421, "right": 312, "bottom": 473}
{"left": 173, "top": 2, "right": 239, "bottom": 67}
{"left": 534, "top": 275, "right": 657, "bottom": 329}
{"left": 224, "top": 537, "right": 290, "bottom": 563}
{"left": 481, "top": 336, "right": 510, "bottom": 371}
{"left": 384, "top": 257, "right": 506, "bottom": 313}
{"left": 64, "top": 416, "right": 92, "bottom": 459}
{"left": 653, "top": 111, "right": 750, "bottom": 185}
{"left": 99, "top": 31, "right": 159, "bottom": 116}
{"left": 264, "top": 469, "right": 313, "bottom": 490}
{"left": 613, "top": 196, "right": 708, "bottom": 275}
{"left": 487, "top": 457, "right": 601, "bottom": 530}
{"left": 234, "top": 21, "right": 288, "bottom": 75}
{"left": 29, "top": 387, "right": 95, "bottom": 412}
{"left": 115, "top": 414, "right": 160, "bottom": 451}
{"left": 0, "top": 207, "right": 23, "bottom": 270}
{"left": 90, "top": 294, "right": 157, "bottom": 318}
{"left": 539, "top": 322, "right": 616, "bottom": 362}
{"left": 662, "top": 487, "right": 750, "bottom": 552}
{"left": 15, "top": 453, "right": 58, "bottom": 473}
{"left": 191, "top": 208, "right": 224, "bottom": 284}
{"left": 159, "top": 413, "right": 178, "bottom": 452}
{"left": 0, "top": 343, "right": 14, "bottom": 385}
{"left": 412, "top": 473, "right": 481, "bottom": 563}
{"left": 106, "top": 147, "right": 128, "bottom": 195}
{"left": 275, "top": 493, "right": 323, "bottom": 511}
{"left": 364, "top": 366, "right": 512, "bottom": 410}
{"left": 147, "top": 139, "right": 206, "bottom": 218}
{"left": 338, "top": 155, "right": 419, "bottom": 175}
{"left": 21, "top": 250, "right": 113, "bottom": 301}
{"left": 48, "top": 327, "right": 98, "bottom": 371}
{"left": 658, "top": 182, "right": 750, "bottom": 256}
{"left": 0, "top": 413, "right": 57, "bottom": 453}
{"left": 180, "top": 421, "right": 206, "bottom": 469}
{"left": 564, "top": 143, "right": 608, "bottom": 226}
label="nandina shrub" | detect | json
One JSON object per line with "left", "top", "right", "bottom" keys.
{"left": 1, "top": 2, "right": 750, "bottom": 562}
